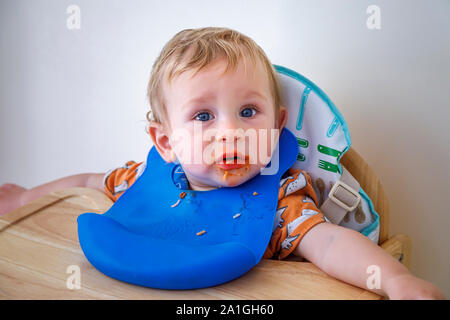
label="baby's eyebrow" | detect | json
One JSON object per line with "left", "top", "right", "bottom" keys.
{"left": 185, "top": 93, "right": 215, "bottom": 106}
{"left": 245, "top": 90, "right": 267, "bottom": 102}
{"left": 183, "top": 90, "right": 267, "bottom": 108}
{"left": 187, "top": 90, "right": 267, "bottom": 104}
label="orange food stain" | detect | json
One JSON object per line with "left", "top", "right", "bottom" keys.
{"left": 222, "top": 170, "right": 229, "bottom": 181}
{"left": 218, "top": 158, "right": 251, "bottom": 181}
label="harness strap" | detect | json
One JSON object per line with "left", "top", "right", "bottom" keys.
{"left": 320, "top": 166, "right": 361, "bottom": 225}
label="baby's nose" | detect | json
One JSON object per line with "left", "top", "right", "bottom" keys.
{"left": 215, "top": 126, "right": 245, "bottom": 142}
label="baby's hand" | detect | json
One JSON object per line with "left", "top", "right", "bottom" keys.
{"left": 386, "top": 273, "right": 446, "bottom": 300}
{"left": 0, "top": 183, "right": 27, "bottom": 216}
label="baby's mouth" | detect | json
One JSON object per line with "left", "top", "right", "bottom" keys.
{"left": 215, "top": 152, "right": 251, "bottom": 181}
{"left": 216, "top": 162, "right": 246, "bottom": 170}
{"left": 215, "top": 152, "right": 249, "bottom": 170}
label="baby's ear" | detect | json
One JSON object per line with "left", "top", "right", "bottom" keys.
{"left": 148, "top": 121, "right": 177, "bottom": 163}
{"left": 277, "top": 106, "right": 288, "bottom": 130}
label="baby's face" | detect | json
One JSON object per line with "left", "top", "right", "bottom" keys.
{"left": 163, "top": 56, "right": 286, "bottom": 191}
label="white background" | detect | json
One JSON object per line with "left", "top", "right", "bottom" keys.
{"left": 1, "top": 0, "right": 449, "bottom": 297}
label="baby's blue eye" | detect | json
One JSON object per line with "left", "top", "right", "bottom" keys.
{"left": 194, "top": 112, "right": 213, "bottom": 122}
{"left": 240, "top": 107, "right": 256, "bottom": 118}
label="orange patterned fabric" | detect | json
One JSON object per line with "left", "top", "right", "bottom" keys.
{"left": 104, "top": 163, "right": 326, "bottom": 260}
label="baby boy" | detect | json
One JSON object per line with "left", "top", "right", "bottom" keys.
{"left": 0, "top": 27, "right": 444, "bottom": 299}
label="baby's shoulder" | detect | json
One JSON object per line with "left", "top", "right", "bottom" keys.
{"left": 279, "top": 168, "right": 312, "bottom": 188}
{"left": 278, "top": 168, "right": 318, "bottom": 204}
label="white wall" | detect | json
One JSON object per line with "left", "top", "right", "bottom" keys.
{"left": 1, "top": 0, "right": 449, "bottom": 297}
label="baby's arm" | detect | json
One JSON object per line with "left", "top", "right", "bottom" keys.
{"left": 294, "top": 222, "right": 445, "bottom": 299}
{"left": 0, "top": 173, "right": 105, "bottom": 215}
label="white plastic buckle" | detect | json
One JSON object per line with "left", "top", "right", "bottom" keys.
{"left": 328, "top": 180, "right": 361, "bottom": 212}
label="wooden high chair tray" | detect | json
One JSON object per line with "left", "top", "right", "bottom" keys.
{"left": 0, "top": 187, "right": 381, "bottom": 300}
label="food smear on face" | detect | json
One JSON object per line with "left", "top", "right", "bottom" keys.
{"left": 222, "top": 170, "right": 229, "bottom": 181}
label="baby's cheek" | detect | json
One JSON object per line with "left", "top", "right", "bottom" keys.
{"left": 170, "top": 130, "right": 203, "bottom": 164}
{"left": 265, "top": 129, "right": 279, "bottom": 164}
{"left": 183, "top": 163, "right": 214, "bottom": 182}
{"left": 248, "top": 130, "right": 275, "bottom": 167}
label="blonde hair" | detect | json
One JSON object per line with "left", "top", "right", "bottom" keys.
{"left": 146, "top": 27, "right": 284, "bottom": 130}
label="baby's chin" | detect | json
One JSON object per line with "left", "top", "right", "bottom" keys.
{"left": 185, "top": 163, "right": 263, "bottom": 190}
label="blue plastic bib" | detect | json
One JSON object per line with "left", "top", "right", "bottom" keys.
{"left": 77, "top": 127, "right": 298, "bottom": 289}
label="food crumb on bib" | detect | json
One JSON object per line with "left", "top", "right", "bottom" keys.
{"left": 233, "top": 213, "right": 241, "bottom": 219}
{"left": 253, "top": 191, "right": 258, "bottom": 196}
{"left": 196, "top": 230, "right": 206, "bottom": 236}
{"left": 180, "top": 192, "right": 186, "bottom": 199}
{"left": 170, "top": 199, "right": 181, "bottom": 208}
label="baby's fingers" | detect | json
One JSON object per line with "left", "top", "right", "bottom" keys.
{"left": 0, "top": 183, "right": 27, "bottom": 216}
{"left": 0, "top": 183, "right": 26, "bottom": 192}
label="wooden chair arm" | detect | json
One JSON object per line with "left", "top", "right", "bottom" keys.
{"left": 380, "top": 234, "right": 412, "bottom": 270}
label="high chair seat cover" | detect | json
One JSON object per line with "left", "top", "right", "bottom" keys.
{"left": 275, "top": 65, "right": 380, "bottom": 242}
{"left": 77, "top": 128, "right": 298, "bottom": 289}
